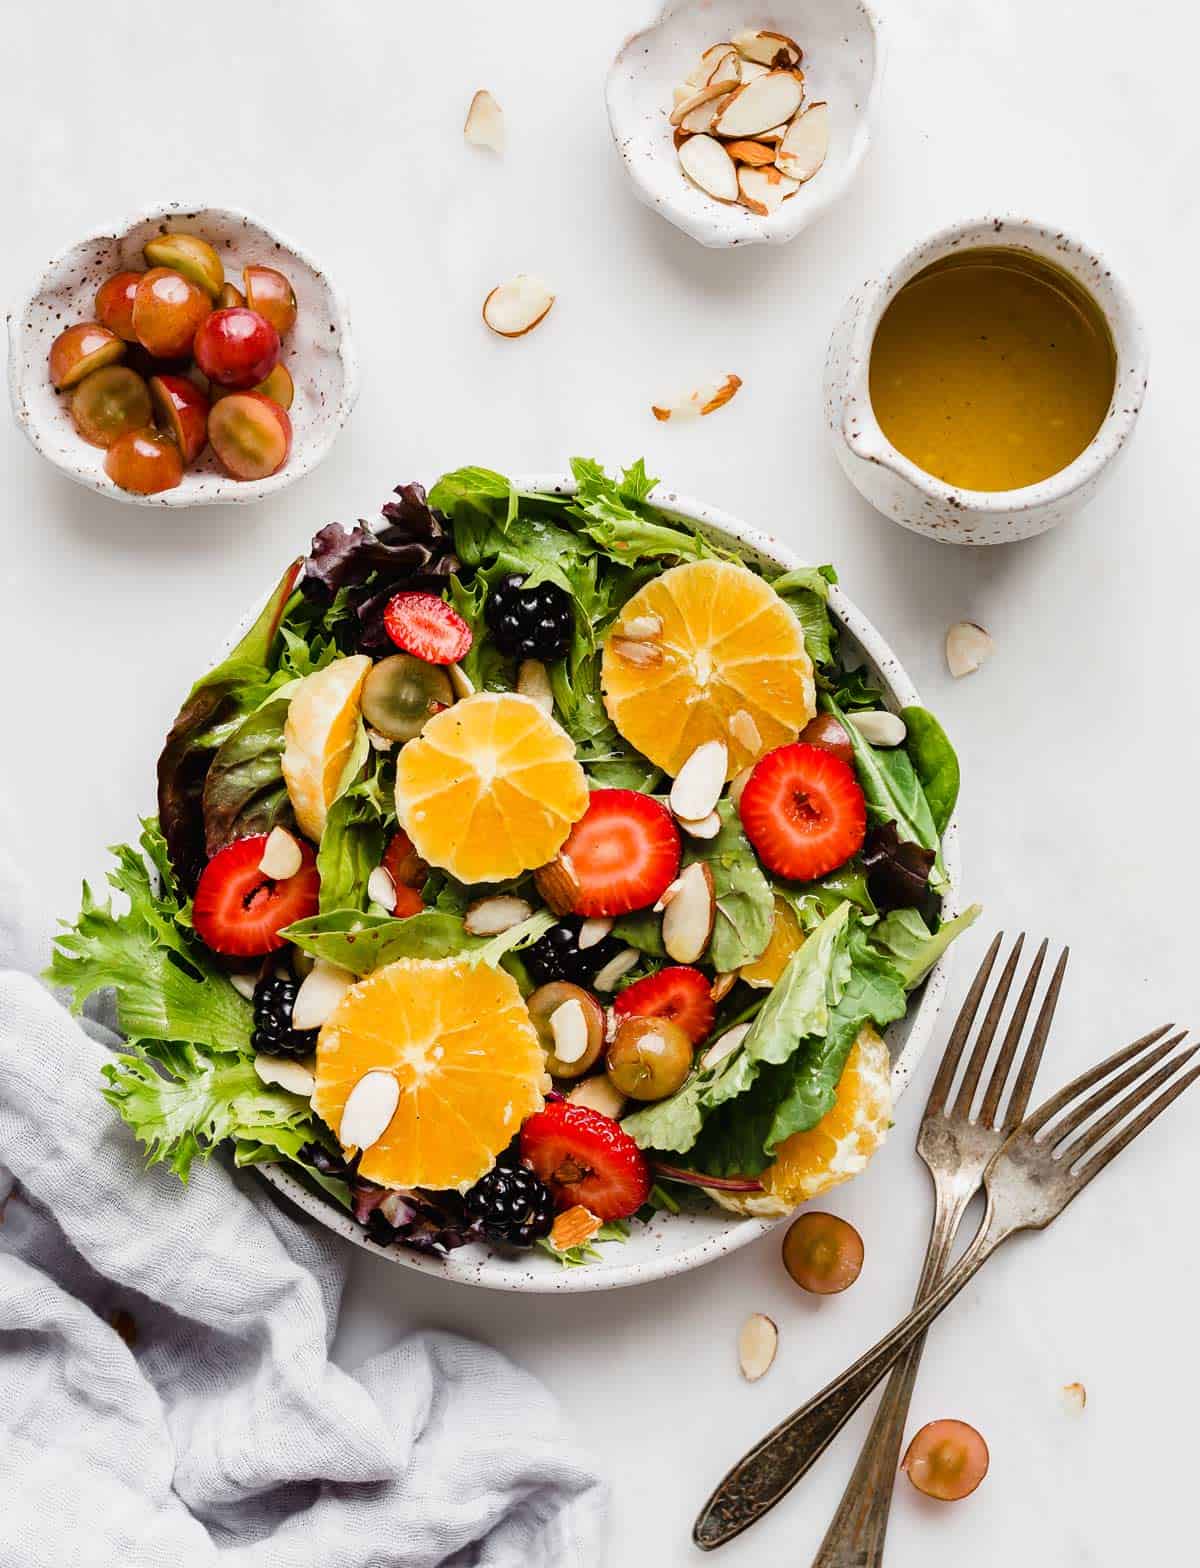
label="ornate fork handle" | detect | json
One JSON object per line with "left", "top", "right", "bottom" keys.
{"left": 693, "top": 1207, "right": 1008, "bottom": 1551}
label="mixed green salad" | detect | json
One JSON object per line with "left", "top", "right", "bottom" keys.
{"left": 49, "top": 459, "right": 977, "bottom": 1265}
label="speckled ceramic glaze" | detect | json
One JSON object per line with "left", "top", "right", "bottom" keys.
{"left": 252, "top": 475, "right": 961, "bottom": 1292}
{"left": 824, "top": 216, "right": 1149, "bottom": 544}
{"left": 606, "top": 0, "right": 884, "bottom": 248}
{"left": 8, "top": 202, "right": 359, "bottom": 506}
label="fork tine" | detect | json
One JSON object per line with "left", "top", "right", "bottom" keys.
{"left": 1071, "top": 1057, "right": 1200, "bottom": 1188}
{"left": 1020, "top": 1024, "right": 1176, "bottom": 1137}
{"left": 950, "top": 934, "right": 1025, "bottom": 1120}
{"left": 977, "top": 939, "right": 1048, "bottom": 1128}
{"left": 1041, "top": 1031, "right": 1187, "bottom": 1150}
{"left": 924, "top": 931, "right": 1004, "bottom": 1118}
{"left": 1057, "top": 1042, "right": 1200, "bottom": 1167}
{"left": 1000, "top": 946, "right": 1069, "bottom": 1129}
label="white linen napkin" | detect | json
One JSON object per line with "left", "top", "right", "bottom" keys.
{"left": 0, "top": 839, "right": 607, "bottom": 1568}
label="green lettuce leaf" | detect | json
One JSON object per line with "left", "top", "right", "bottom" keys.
{"left": 317, "top": 761, "right": 393, "bottom": 914}
{"left": 771, "top": 565, "right": 838, "bottom": 667}
{"left": 683, "top": 803, "right": 773, "bottom": 972}
{"left": 201, "top": 697, "right": 293, "bottom": 857}
{"left": 900, "top": 706, "right": 961, "bottom": 836}
{"left": 825, "top": 694, "right": 939, "bottom": 851}
{"left": 871, "top": 904, "right": 982, "bottom": 988}
{"left": 280, "top": 906, "right": 552, "bottom": 977}
{"left": 566, "top": 457, "right": 720, "bottom": 563}
{"left": 776, "top": 863, "right": 876, "bottom": 931}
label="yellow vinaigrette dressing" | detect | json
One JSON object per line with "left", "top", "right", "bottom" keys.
{"left": 867, "top": 248, "right": 1117, "bottom": 492}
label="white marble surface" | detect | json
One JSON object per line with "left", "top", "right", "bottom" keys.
{"left": 4, "top": 2, "right": 1197, "bottom": 1563}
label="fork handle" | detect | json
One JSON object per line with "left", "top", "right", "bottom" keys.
{"left": 693, "top": 1214, "right": 1005, "bottom": 1551}
{"left": 809, "top": 1191, "right": 970, "bottom": 1567}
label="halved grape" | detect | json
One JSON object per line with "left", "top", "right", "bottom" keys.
{"left": 606, "top": 1015, "right": 693, "bottom": 1101}
{"left": 70, "top": 366, "right": 152, "bottom": 448}
{"left": 901, "top": 1420, "right": 989, "bottom": 1501}
{"left": 361, "top": 653, "right": 453, "bottom": 740}
{"left": 781, "top": 1211, "right": 864, "bottom": 1294}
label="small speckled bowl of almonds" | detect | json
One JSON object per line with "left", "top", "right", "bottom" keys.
{"left": 606, "top": 0, "right": 884, "bottom": 247}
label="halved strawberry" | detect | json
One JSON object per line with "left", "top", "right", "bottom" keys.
{"left": 554, "top": 789, "right": 680, "bottom": 917}
{"left": 391, "top": 883, "right": 425, "bottom": 917}
{"left": 193, "top": 834, "right": 320, "bottom": 956}
{"left": 613, "top": 965, "right": 715, "bottom": 1044}
{"left": 519, "top": 1101, "right": 650, "bottom": 1219}
{"left": 739, "top": 742, "right": 866, "bottom": 881}
{"left": 381, "top": 829, "right": 428, "bottom": 889}
{"left": 383, "top": 592, "right": 472, "bottom": 665}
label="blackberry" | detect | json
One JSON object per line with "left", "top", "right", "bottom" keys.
{"left": 251, "top": 971, "right": 319, "bottom": 1058}
{"left": 525, "top": 917, "right": 623, "bottom": 987}
{"left": 484, "top": 574, "right": 574, "bottom": 662}
{"left": 465, "top": 1163, "right": 554, "bottom": 1247}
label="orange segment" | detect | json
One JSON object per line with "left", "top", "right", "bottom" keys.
{"left": 740, "top": 896, "right": 804, "bottom": 988}
{"left": 601, "top": 560, "right": 815, "bottom": 778}
{"left": 709, "top": 1024, "right": 892, "bottom": 1216}
{"left": 312, "top": 955, "right": 546, "bottom": 1190}
{"left": 281, "top": 655, "right": 372, "bottom": 841}
{"left": 394, "top": 691, "right": 588, "bottom": 883}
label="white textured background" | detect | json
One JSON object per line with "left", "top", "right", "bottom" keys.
{"left": 4, "top": 2, "right": 1197, "bottom": 1562}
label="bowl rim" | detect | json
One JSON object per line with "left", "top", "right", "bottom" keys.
{"left": 604, "top": 0, "right": 887, "bottom": 249}
{"left": 257, "top": 471, "right": 961, "bottom": 1292}
{"left": 6, "top": 199, "right": 360, "bottom": 507}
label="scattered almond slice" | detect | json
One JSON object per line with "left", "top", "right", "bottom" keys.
{"left": 516, "top": 657, "right": 554, "bottom": 714}
{"left": 258, "top": 826, "right": 303, "bottom": 880}
{"left": 701, "top": 1021, "right": 752, "bottom": 1071}
{"left": 670, "top": 78, "right": 740, "bottom": 128}
{"left": 732, "top": 28, "right": 803, "bottom": 68}
{"left": 550, "top": 1205, "right": 603, "bottom": 1252}
{"left": 549, "top": 998, "right": 590, "bottom": 1065}
{"left": 593, "top": 947, "right": 641, "bottom": 992}
{"left": 578, "top": 916, "right": 614, "bottom": 950}
{"left": 738, "top": 1313, "right": 779, "bottom": 1381}
{"left": 848, "top": 710, "right": 907, "bottom": 747}
{"left": 738, "top": 164, "right": 800, "bottom": 216}
{"left": 366, "top": 727, "right": 395, "bottom": 752}
{"left": 367, "top": 864, "right": 398, "bottom": 912}
{"left": 679, "top": 91, "right": 734, "bottom": 135}
{"left": 714, "top": 71, "right": 804, "bottom": 138}
{"left": 229, "top": 970, "right": 259, "bottom": 1001}
{"left": 464, "top": 894, "right": 533, "bottom": 936}
{"left": 670, "top": 739, "right": 727, "bottom": 821}
{"left": 677, "top": 811, "right": 722, "bottom": 839}
{"left": 293, "top": 958, "right": 356, "bottom": 1030}
{"left": 704, "top": 47, "right": 741, "bottom": 87}
{"left": 566, "top": 1075, "right": 626, "bottom": 1119}
{"left": 651, "top": 373, "right": 742, "bottom": 421}
{"left": 710, "top": 971, "right": 738, "bottom": 1005}
{"left": 698, "top": 41, "right": 736, "bottom": 72}
{"left": 464, "top": 89, "right": 504, "bottom": 152}
{"left": 1062, "top": 1381, "right": 1087, "bottom": 1413}
{"left": 254, "top": 1053, "right": 316, "bottom": 1098}
{"left": 482, "top": 274, "right": 555, "bottom": 338}
{"left": 534, "top": 856, "right": 582, "bottom": 916}
{"left": 776, "top": 101, "right": 829, "bottom": 183}
{"left": 662, "top": 862, "right": 716, "bottom": 963}
{"left": 724, "top": 139, "right": 778, "bottom": 167}
{"left": 654, "top": 874, "right": 684, "bottom": 913}
{"left": 339, "top": 1069, "right": 401, "bottom": 1151}
{"left": 609, "top": 633, "right": 665, "bottom": 665}
{"left": 946, "top": 621, "right": 994, "bottom": 678}
{"left": 677, "top": 133, "right": 739, "bottom": 201}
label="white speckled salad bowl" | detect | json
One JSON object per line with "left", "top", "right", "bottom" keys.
{"left": 253, "top": 475, "right": 961, "bottom": 1293}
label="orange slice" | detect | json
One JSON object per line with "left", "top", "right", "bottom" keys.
{"left": 394, "top": 691, "right": 588, "bottom": 883}
{"left": 281, "top": 655, "right": 372, "bottom": 841}
{"left": 739, "top": 895, "right": 804, "bottom": 988}
{"left": 601, "top": 560, "right": 815, "bottom": 778}
{"left": 709, "top": 1024, "right": 892, "bottom": 1216}
{"left": 312, "top": 955, "right": 546, "bottom": 1189}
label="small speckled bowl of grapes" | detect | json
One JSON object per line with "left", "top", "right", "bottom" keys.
{"left": 7, "top": 201, "right": 359, "bottom": 505}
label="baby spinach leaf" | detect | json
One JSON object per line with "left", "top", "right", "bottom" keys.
{"left": 825, "top": 694, "right": 938, "bottom": 851}
{"left": 683, "top": 803, "right": 774, "bottom": 972}
{"left": 870, "top": 904, "right": 982, "bottom": 988}
{"left": 201, "top": 697, "right": 293, "bottom": 858}
{"left": 776, "top": 863, "right": 876, "bottom": 932}
{"left": 281, "top": 909, "right": 483, "bottom": 974}
{"left": 901, "top": 706, "right": 961, "bottom": 835}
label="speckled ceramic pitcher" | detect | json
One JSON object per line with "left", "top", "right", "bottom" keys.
{"left": 824, "top": 215, "right": 1149, "bottom": 545}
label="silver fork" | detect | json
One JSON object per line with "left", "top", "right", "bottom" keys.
{"left": 694, "top": 1015, "right": 1196, "bottom": 1550}
{"left": 809, "top": 931, "right": 1066, "bottom": 1566}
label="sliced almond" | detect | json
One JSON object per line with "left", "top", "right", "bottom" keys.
{"left": 367, "top": 727, "right": 395, "bottom": 752}
{"left": 738, "top": 1313, "right": 779, "bottom": 1381}
{"left": 534, "top": 855, "right": 581, "bottom": 916}
{"left": 848, "top": 710, "right": 907, "bottom": 747}
{"left": 737, "top": 59, "right": 771, "bottom": 83}
{"left": 677, "top": 810, "right": 722, "bottom": 840}
{"left": 671, "top": 739, "right": 727, "bottom": 821}
{"left": 724, "top": 139, "right": 778, "bottom": 167}
{"left": 776, "top": 101, "right": 828, "bottom": 184}
{"left": 620, "top": 612, "right": 663, "bottom": 642}
{"left": 229, "top": 970, "right": 259, "bottom": 1002}
{"left": 339, "top": 1069, "right": 400, "bottom": 1151}
{"left": 292, "top": 959, "right": 355, "bottom": 1031}
{"left": 253, "top": 1053, "right": 316, "bottom": 1098}
{"left": 662, "top": 862, "right": 716, "bottom": 963}
{"left": 670, "top": 78, "right": 740, "bottom": 128}
{"left": 714, "top": 72, "right": 804, "bottom": 138}
{"left": 464, "top": 894, "right": 534, "bottom": 936}
{"left": 704, "top": 48, "right": 741, "bottom": 87}
{"left": 482, "top": 274, "right": 555, "bottom": 338}
{"left": 549, "top": 1204, "right": 603, "bottom": 1252}
{"left": 652, "top": 374, "right": 742, "bottom": 422}
{"left": 567, "top": 1073, "right": 626, "bottom": 1119}
{"left": 677, "top": 133, "right": 739, "bottom": 202}
{"left": 697, "top": 41, "right": 736, "bottom": 73}
{"left": 367, "top": 864, "right": 398, "bottom": 912}
{"left": 738, "top": 164, "right": 800, "bottom": 216}
{"left": 258, "top": 826, "right": 303, "bottom": 881}
{"left": 728, "top": 765, "right": 755, "bottom": 811}
{"left": 710, "top": 971, "right": 738, "bottom": 1005}
{"left": 464, "top": 89, "right": 504, "bottom": 152}
{"left": 549, "top": 998, "right": 590, "bottom": 1065}
{"left": 946, "top": 621, "right": 994, "bottom": 679}
{"left": 578, "top": 916, "right": 614, "bottom": 950}
{"left": 654, "top": 874, "right": 684, "bottom": 913}
{"left": 609, "top": 633, "right": 665, "bottom": 666}
{"left": 756, "top": 122, "right": 790, "bottom": 144}
{"left": 732, "top": 28, "right": 803, "bottom": 68}
{"left": 701, "top": 1020, "right": 751, "bottom": 1071}
{"left": 1062, "top": 1381, "right": 1087, "bottom": 1413}
{"left": 700, "top": 372, "right": 743, "bottom": 414}
{"left": 517, "top": 658, "right": 554, "bottom": 714}
{"left": 729, "top": 709, "right": 762, "bottom": 754}
{"left": 448, "top": 662, "right": 475, "bottom": 700}
{"left": 593, "top": 947, "right": 641, "bottom": 992}
{"left": 674, "top": 82, "right": 696, "bottom": 107}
